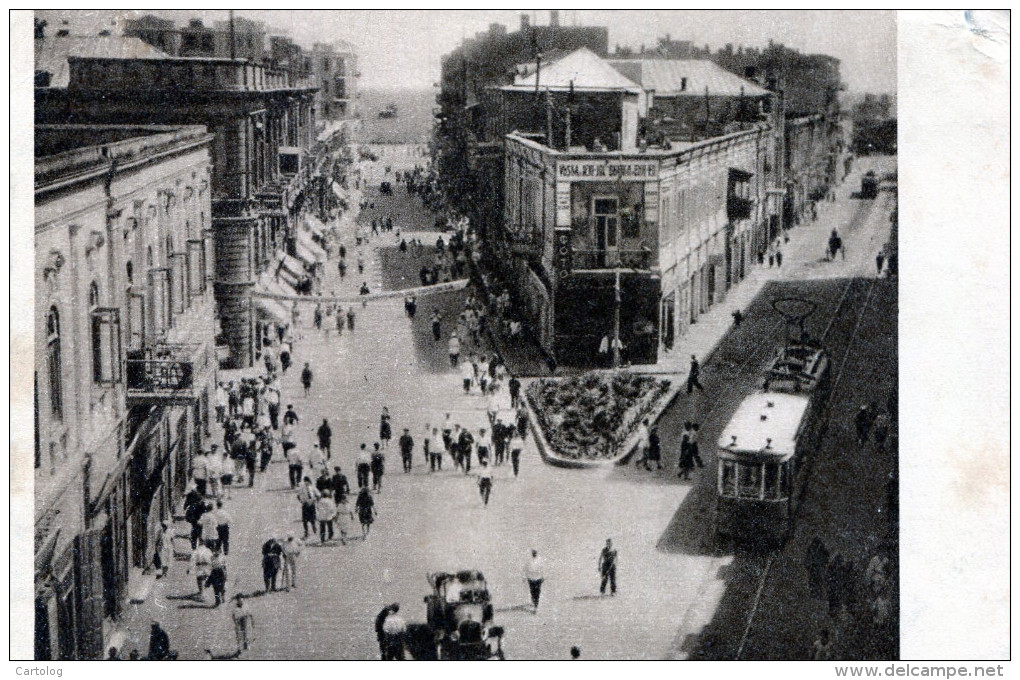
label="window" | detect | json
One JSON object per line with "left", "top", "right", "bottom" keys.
{"left": 720, "top": 460, "right": 736, "bottom": 496}
{"left": 127, "top": 289, "right": 146, "bottom": 350}
{"left": 46, "top": 307, "right": 62, "bottom": 420}
{"left": 738, "top": 462, "right": 763, "bottom": 500}
{"left": 187, "top": 239, "right": 207, "bottom": 295}
{"left": 170, "top": 251, "right": 188, "bottom": 314}
{"left": 593, "top": 197, "right": 619, "bottom": 248}
{"left": 90, "top": 283, "right": 122, "bottom": 385}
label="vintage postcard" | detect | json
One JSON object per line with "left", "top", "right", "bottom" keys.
{"left": 9, "top": 9, "right": 1009, "bottom": 668}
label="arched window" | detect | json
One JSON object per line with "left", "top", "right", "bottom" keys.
{"left": 126, "top": 260, "right": 133, "bottom": 284}
{"left": 46, "top": 306, "right": 62, "bottom": 419}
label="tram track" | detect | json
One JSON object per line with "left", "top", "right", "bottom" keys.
{"left": 732, "top": 276, "right": 879, "bottom": 660}
{"left": 670, "top": 276, "right": 861, "bottom": 659}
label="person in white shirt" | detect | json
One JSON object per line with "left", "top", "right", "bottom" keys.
{"left": 215, "top": 383, "right": 228, "bottom": 423}
{"left": 461, "top": 360, "right": 475, "bottom": 393}
{"left": 281, "top": 535, "right": 303, "bottom": 588}
{"left": 206, "top": 449, "right": 222, "bottom": 498}
{"left": 188, "top": 541, "right": 213, "bottom": 598}
{"left": 477, "top": 461, "right": 494, "bottom": 506}
{"left": 524, "top": 549, "right": 545, "bottom": 612}
{"left": 509, "top": 430, "right": 525, "bottom": 478}
{"left": 307, "top": 444, "right": 326, "bottom": 473}
{"left": 381, "top": 604, "right": 407, "bottom": 660}
{"left": 191, "top": 451, "right": 209, "bottom": 496}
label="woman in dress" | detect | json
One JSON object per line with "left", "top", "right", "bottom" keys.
{"left": 355, "top": 487, "right": 376, "bottom": 538}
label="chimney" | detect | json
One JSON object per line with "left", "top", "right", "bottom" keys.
{"left": 550, "top": 10, "right": 560, "bottom": 27}
{"left": 520, "top": 14, "right": 530, "bottom": 31}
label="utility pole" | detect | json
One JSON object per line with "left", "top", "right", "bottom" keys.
{"left": 545, "top": 88, "right": 554, "bottom": 148}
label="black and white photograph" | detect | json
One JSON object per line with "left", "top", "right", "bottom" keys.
{"left": 12, "top": 9, "right": 1009, "bottom": 666}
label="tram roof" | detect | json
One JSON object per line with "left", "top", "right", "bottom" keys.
{"left": 717, "top": 392, "right": 812, "bottom": 460}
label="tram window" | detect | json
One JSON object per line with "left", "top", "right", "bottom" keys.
{"left": 738, "top": 463, "right": 763, "bottom": 500}
{"left": 780, "top": 464, "right": 791, "bottom": 496}
{"left": 763, "top": 464, "right": 782, "bottom": 500}
{"left": 720, "top": 461, "right": 737, "bottom": 496}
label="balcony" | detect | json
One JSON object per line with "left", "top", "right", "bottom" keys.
{"left": 126, "top": 343, "right": 209, "bottom": 405}
{"left": 572, "top": 248, "right": 656, "bottom": 271}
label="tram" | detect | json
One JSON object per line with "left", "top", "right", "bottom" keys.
{"left": 715, "top": 392, "right": 814, "bottom": 544}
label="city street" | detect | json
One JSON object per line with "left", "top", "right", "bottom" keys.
{"left": 116, "top": 146, "right": 897, "bottom": 660}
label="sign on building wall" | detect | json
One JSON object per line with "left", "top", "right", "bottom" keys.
{"left": 555, "top": 183, "right": 571, "bottom": 227}
{"left": 557, "top": 159, "right": 659, "bottom": 182}
{"left": 553, "top": 227, "right": 572, "bottom": 277}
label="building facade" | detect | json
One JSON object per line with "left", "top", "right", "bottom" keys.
{"left": 502, "top": 124, "right": 772, "bottom": 367}
{"left": 310, "top": 41, "right": 358, "bottom": 121}
{"left": 36, "top": 55, "right": 319, "bottom": 368}
{"left": 34, "top": 125, "right": 216, "bottom": 660}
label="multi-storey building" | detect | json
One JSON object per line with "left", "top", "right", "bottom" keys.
{"left": 34, "top": 124, "right": 216, "bottom": 660}
{"left": 502, "top": 124, "right": 772, "bottom": 367}
{"left": 310, "top": 41, "right": 358, "bottom": 121}
{"left": 36, "top": 54, "right": 319, "bottom": 368}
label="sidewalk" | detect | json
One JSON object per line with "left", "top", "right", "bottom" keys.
{"left": 655, "top": 156, "right": 896, "bottom": 375}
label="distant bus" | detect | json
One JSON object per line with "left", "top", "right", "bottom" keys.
{"left": 715, "top": 392, "right": 817, "bottom": 544}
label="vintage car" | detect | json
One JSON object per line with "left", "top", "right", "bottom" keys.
{"left": 417, "top": 570, "right": 505, "bottom": 660}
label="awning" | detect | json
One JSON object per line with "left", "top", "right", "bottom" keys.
{"left": 277, "top": 266, "right": 301, "bottom": 289}
{"left": 295, "top": 241, "right": 318, "bottom": 268}
{"left": 255, "top": 296, "right": 290, "bottom": 325}
{"left": 260, "top": 274, "right": 298, "bottom": 298}
{"left": 297, "top": 230, "right": 327, "bottom": 262}
{"left": 302, "top": 215, "right": 326, "bottom": 240}
{"left": 278, "top": 254, "right": 306, "bottom": 280}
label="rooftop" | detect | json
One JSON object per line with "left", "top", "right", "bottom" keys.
{"left": 716, "top": 392, "right": 812, "bottom": 459}
{"left": 34, "top": 34, "right": 169, "bottom": 88}
{"left": 608, "top": 59, "right": 770, "bottom": 98}
{"left": 506, "top": 47, "right": 640, "bottom": 92}
{"left": 35, "top": 125, "right": 211, "bottom": 192}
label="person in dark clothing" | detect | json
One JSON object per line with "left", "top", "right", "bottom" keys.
{"left": 356, "top": 443, "right": 371, "bottom": 489}
{"left": 261, "top": 537, "right": 283, "bottom": 593}
{"left": 457, "top": 428, "right": 474, "bottom": 473}
{"left": 689, "top": 423, "right": 705, "bottom": 468}
{"left": 284, "top": 405, "right": 299, "bottom": 426}
{"left": 244, "top": 443, "right": 257, "bottom": 488}
{"left": 854, "top": 403, "right": 878, "bottom": 444}
{"left": 399, "top": 429, "right": 414, "bottom": 473}
{"left": 508, "top": 376, "right": 522, "bottom": 408}
{"left": 805, "top": 537, "right": 831, "bottom": 599}
{"left": 331, "top": 467, "right": 350, "bottom": 504}
{"left": 317, "top": 419, "right": 332, "bottom": 459}
{"left": 375, "top": 604, "right": 397, "bottom": 659}
{"left": 184, "top": 486, "right": 204, "bottom": 549}
{"left": 598, "top": 539, "right": 618, "bottom": 596}
{"left": 431, "top": 311, "right": 442, "bottom": 341}
{"left": 419, "top": 266, "right": 430, "bottom": 287}
{"left": 147, "top": 621, "right": 171, "bottom": 660}
{"left": 379, "top": 415, "right": 392, "bottom": 450}
{"left": 371, "top": 444, "right": 385, "bottom": 492}
{"left": 300, "top": 363, "right": 314, "bottom": 397}
{"left": 646, "top": 427, "right": 663, "bottom": 470}
{"left": 347, "top": 308, "right": 356, "bottom": 331}
{"left": 316, "top": 468, "right": 333, "bottom": 494}
{"left": 686, "top": 355, "right": 704, "bottom": 393}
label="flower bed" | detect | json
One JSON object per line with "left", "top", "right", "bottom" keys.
{"left": 527, "top": 373, "right": 672, "bottom": 462}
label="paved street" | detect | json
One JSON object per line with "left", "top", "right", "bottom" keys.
{"left": 115, "top": 146, "right": 897, "bottom": 660}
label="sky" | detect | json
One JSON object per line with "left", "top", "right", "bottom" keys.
{"left": 36, "top": 9, "right": 897, "bottom": 93}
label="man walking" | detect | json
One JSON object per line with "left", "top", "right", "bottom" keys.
{"left": 297, "top": 477, "right": 320, "bottom": 540}
{"left": 598, "top": 538, "right": 618, "bottom": 596}
{"left": 281, "top": 535, "right": 303, "bottom": 589}
{"left": 508, "top": 376, "right": 522, "bottom": 408}
{"left": 300, "top": 362, "right": 314, "bottom": 397}
{"left": 214, "top": 500, "right": 231, "bottom": 556}
{"left": 356, "top": 443, "right": 372, "bottom": 489}
{"left": 331, "top": 466, "right": 350, "bottom": 504}
{"left": 686, "top": 355, "right": 704, "bottom": 393}
{"left": 431, "top": 310, "right": 442, "bottom": 341}
{"left": 509, "top": 428, "right": 525, "bottom": 477}
{"left": 399, "top": 428, "right": 414, "bottom": 473}
{"left": 524, "top": 549, "right": 545, "bottom": 613}
{"left": 317, "top": 419, "right": 333, "bottom": 459}
{"left": 448, "top": 332, "right": 461, "bottom": 367}
{"left": 375, "top": 604, "right": 397, "bottom": 659}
